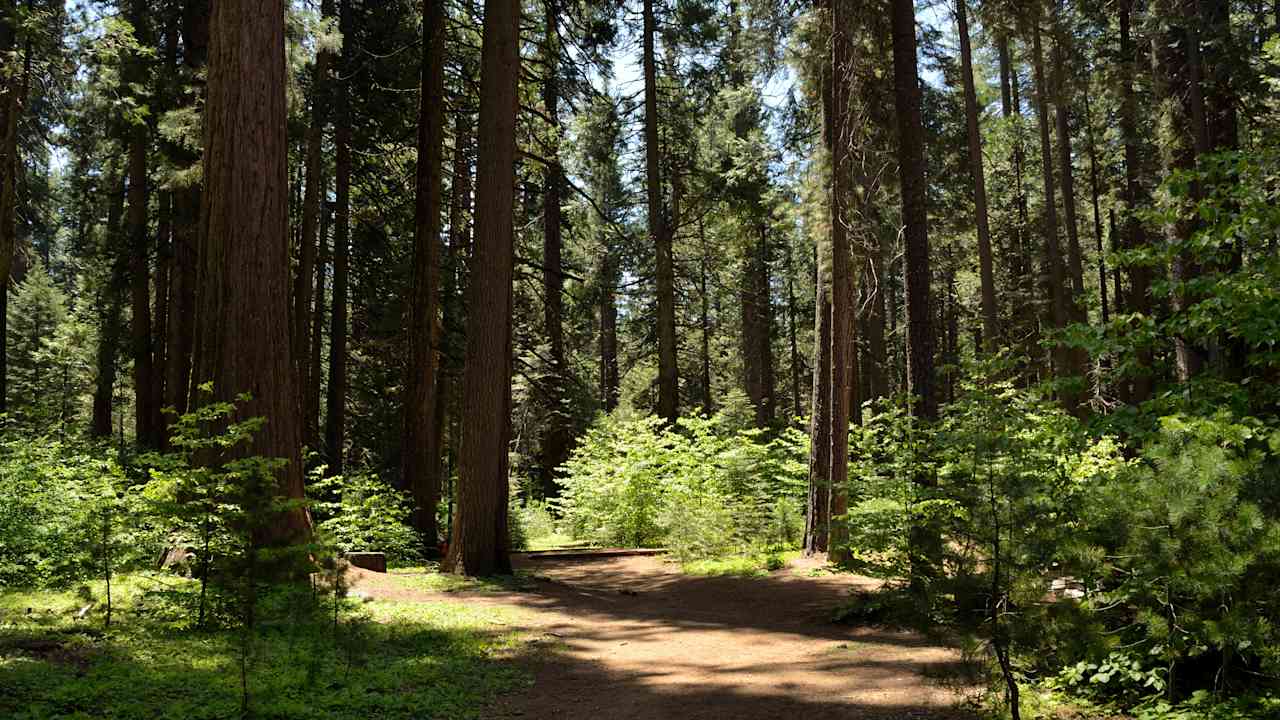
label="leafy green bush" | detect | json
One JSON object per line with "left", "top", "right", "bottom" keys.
{"left": 508, "top": 499, "right": 557, "bottom": 551}
{"left": 310, "top": 470, "right": 424, "bottom": 565}
{"left": 553, "top": 410, "right": 808, "bottom": 559}
{"left": 0, "top": 434, "right": 140, "bottom": 588}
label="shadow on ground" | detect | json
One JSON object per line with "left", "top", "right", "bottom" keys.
{"left": 388, "top": 555, "right": 983, "bottom": 720}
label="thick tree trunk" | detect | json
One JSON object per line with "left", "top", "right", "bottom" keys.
{"left": 443, "top": 0, "right": 520, "bottom": 577}
{"left": 93, "top": 176, "right": 128, "bottom": 438}
{"left": 404, "top": 0, "right": 446, "bottom": 545}
{"left": 806, "top": 22, "right": 834, "bottom": 559}
{"left": 295, "top": 0, "right": 336, "bottom": 431}
{"left": 325, "top": 0, "right": 352, "bottom": 477}
{"left": 196, "top": 0, "right": 309, "bottom": 541}
{"left": 1118, "top": 0, "right": 1153, "bottom": 402}
{"left": 891, "top": 0, "right": 939, "bottom": 587}
{"left": 125, "top": 0, "right": 161, "bottom": 448}
{"left": 956, "top": 0, "right": 998, "bottom": 351}
{"left": 891, "top": 0, "right": 937, "bottom": 423}
{"left": 828, "top": 0, "right": 854, "bottom": 567}
{"left": 643, "top": 0, "right": 678, "bottom": 423}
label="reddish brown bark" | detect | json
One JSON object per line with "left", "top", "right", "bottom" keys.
{"left": 404, "top": 0, "right": 446, "bottom": 544}
{"left": 195, "top": 0, "right": 309, "bottom": 540}
{"left": 444, "top": 0, "right": 520, "bottom": 576}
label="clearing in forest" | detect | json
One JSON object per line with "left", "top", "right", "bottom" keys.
{"left": 353, "top": 553, "right": 977, "bottom": 719}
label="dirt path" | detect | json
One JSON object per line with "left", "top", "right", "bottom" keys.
{"left": 353, "top": 554, "right": 977, "bottom": 719}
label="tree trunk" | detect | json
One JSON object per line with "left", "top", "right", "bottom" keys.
{"left": 698, "top": 217, "right": 713, "bottom": 413}
{"left": 125, "top": 0, "right": 161, "bottom": 448}
{"left": 325, "top": 0, "right": 353, "bottom": 477}
{"left": 742, "top": 221, "right": 774, "bottom": 427}
{"left": 1118, "top": 0, "right": 1153, "bottom": 402}
{"left": 404, "top": 0, "right": 446, "bottom": 545}
{"left": 443, "top": 0, "right": 520, "bottom": 577}
{"left": 804, "top": 262, "right": 832, "bottom": 557}
{"left": 196, "top": 0, "right": 309, "bottom": 541}
{"left": 828, "top": 0, "right": 854, "bottom": 567}
{"left": 1051, "top": 23, "right": 1090, "bottom": 413}
{"left": 1031, "top": 18, "right": 1078, "bottom": 413}
{"left": 540, "top": 0, "right": 571, "bottom": 491}
{"left": 1052, "top": 35, "right": 1086, "bottom": 310}
{"left": 0, "top": 1, "right": 23, "bottom": 413}
{"left": 308, "top": 199, "right": 328, "bottom": 446}
{"left": 1152, "top": 0, "right": 1207, "bottom": 382}
{"left": 438, "top": 98, "right": 473, "bottom": 522}
{"left": 863, "top": 226, "right": 889, "bottom": 401}
{"left": 1000, "top": 36, "right": 1039, "bottom": 378}
{"left": 891, "top": 0, "right": 939, "bottom": 587}
{"left": 295, "top": 0, "right": 336, "bottom": 430}
{"left": 956, "top": 0, "right": 998, "bottom": 351}
{"left": 785, "top": 234, "right": 802, "bottom": 419}
{"left": 600, "top": 246, "right": 619, "bottom": 411}
{"left": 643, "top": 0, "right": 678, "bottom": 423}
{"left": 93, "top": 176, "right": 128, "bottom": 438}
{"left": 1083, "top": 90, "right": 1108, "bottom": 326}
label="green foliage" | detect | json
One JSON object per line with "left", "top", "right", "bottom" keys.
{"left": 507, "top": 499, "right": 557, "bottom": 551}
{"left": 1082, "top": 412, "right": 1280, "bottom": 696}
{"left": 4, "top": 263, "right": 95, "bottom": 432}
{"left": 310, "top": 469, "right": 423, "bottom": 565}
{"left": 553, "top": 411, "right": 808, "bottom": 560}
{"left": 139, "top": 387, "right": 317, "bottom": 630}
{"left": 0, "top": 435, "right": 136, "bottom": 588}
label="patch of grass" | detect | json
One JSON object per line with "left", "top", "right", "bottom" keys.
{"left": 0, "top": 572, "right": 531, "bottom": 719}
{"left": 522, "top": 532, "right": 589, "bottom": 551}
{"left": 680, "top": 550, "right": 800, "bottom": 577}
{"left": 388, "top": 566, "right": 540, "bottom": 593}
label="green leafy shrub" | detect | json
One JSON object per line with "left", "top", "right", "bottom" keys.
{"left": 554, "top": 410, "right": 808, "bottom": 559}
{"left": 0, "top": 435, "right": 139, "bottom": 588}
{"left": 508, "top": 499, "right": 557, "bottom": 551}
{"left": 310, "top": 470, "right": 423, "bottom": 565}
{"left": 1083, "top": 412, "right": 1280, "bottom": 699}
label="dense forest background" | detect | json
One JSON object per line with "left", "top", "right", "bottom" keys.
{"left": 3, "top": 0, "right": 1280, "bottom": 716}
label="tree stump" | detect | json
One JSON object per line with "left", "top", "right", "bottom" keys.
{"left": 345, "top": 552, "right": 387, "bottom": 573}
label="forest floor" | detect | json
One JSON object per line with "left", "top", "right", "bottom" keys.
{"left": 352, "top": 553, "right": 980, "bottom": 719}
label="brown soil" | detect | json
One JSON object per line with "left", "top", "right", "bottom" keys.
{"left": 351, "top": 554, "right": 979, "bottom": 719}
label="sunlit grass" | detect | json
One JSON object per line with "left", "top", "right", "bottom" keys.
{"left": 387, "top": 566, "right": 540, "bottom": 593}
{"left": 680, "top": 550, "right": 801, "bottom": 577}
{"left": 0, "top": 571, "right": 531, "bottom": 719}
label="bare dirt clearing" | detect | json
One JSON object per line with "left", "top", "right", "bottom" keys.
{"left": 352, "top": 554, "right": 978, "bottom": 719}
